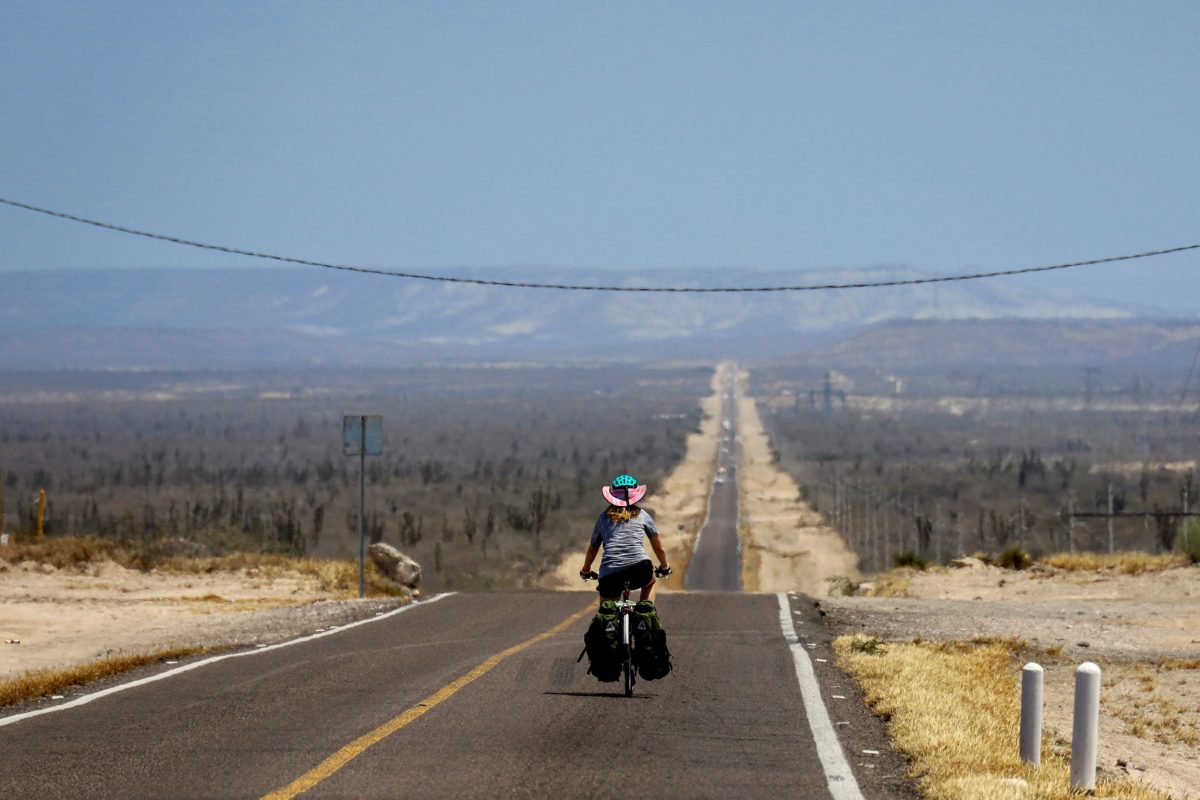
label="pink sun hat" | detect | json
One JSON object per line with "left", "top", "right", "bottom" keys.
{"left": 602, "top": 479, "right": 647, "bottom": 507}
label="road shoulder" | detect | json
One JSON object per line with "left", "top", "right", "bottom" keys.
{"left": 788, "top": 592, "right": 920, "bottom": 799}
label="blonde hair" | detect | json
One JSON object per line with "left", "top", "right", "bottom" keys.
{"left": 606, "top": 505, "right": 640, "bottom": 524}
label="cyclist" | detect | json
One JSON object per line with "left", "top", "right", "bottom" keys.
{"left": 580, "top": 473, "right": 671, "bottom": 602}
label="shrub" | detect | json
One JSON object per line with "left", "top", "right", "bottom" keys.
{"left": 892, "top": 551, "right": 927, "bottom": 570}
{"left": 825, "top": 575, "right": 859, "bottom": 596}
{"left": 1178, "top": 519, "right": 1200, "bottom": 563}
{"left": 847, "top": 635, "right": 886, "bottom": 655}
{"left": 1040, "top": 551, "right": 1186, "bottom": 574}
{"left": 995, "top": 547, "right": 1032, "bottom": 570}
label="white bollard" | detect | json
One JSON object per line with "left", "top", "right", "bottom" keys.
{"left": 1070, "top": 661, "right": 1101, "bottom": 791}
{"left": 1019, "top": 662, "right": 1043, "bottom": 765}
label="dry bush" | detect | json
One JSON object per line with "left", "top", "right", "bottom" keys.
{"left": 1176, "top": 519, "right": 1200, "bottom": 563}
{"left": 892, "top": 551, "right": 927, "bottom": 570}
{"left": 1156, "top": 656, "right": 1200, "bottom": 670}
{"left": 755, "top": 366, "right": 1200, "bottom": 575}
{"left": 834, "top": 635, "right": 1169, "bottom": 800}
{"left": 0, "top": 536, "right": 402, "bottom": 598}
{"left": 861, "top": 569, "right": 913, "bottom": 597}
{"left": 825, "top": 575, "right": 860, "bottom": 596}
{"left": 1038, "top": 552, "right": 1188, "bottom": 575}
{"left": 994, "top": 547, "right": 1032, "bottom": 570}
{"left": 0, "top": 366, "right": 708, "bottom": 591}
{"left": 0, "top": 536, "right": 117, "bottom": 568}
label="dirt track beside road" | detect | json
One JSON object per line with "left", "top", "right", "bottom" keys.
{"left": 735, "top": 369, "right": 861, "bottom": 594}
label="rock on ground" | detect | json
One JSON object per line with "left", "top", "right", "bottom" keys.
{"left": 368, "top": 543, "right": 422, "bottom": 588}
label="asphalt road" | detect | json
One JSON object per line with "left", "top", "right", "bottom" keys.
{"left": 0, "top": 590, "right": 914, "bottom": 799}
{"left": 0, "top": 375, "right": 918, "bottom": 799}
{"left": 684, "top": 383, "right": 742, "bottom": 591}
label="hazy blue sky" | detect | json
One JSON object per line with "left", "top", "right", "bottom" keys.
{"left": 2, "top": 2, "right": 1197, "bottom": 309}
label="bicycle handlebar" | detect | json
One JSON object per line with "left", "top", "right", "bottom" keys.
{"left": 581, "top": 566, "right": 671, "bottom": 581}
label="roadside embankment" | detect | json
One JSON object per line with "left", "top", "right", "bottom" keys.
{"left": 825, "top": 557, "right": 1200, "bottom": 799}
{"left": 834, "top": 633, "right": 1173, "bottom": 800}
{"left": 735, "top": 369, "right": 861, "bottom": 594}
{"left": 0, "top": 545, "right": 408, "bottom": 702}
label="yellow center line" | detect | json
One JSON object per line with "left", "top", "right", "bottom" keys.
{"left": 261, "top": 603, "right": 593, "bottom": 800}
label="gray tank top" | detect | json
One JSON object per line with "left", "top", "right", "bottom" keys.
{"left": 591, "top": 509, "right": 659, "bottom": 576}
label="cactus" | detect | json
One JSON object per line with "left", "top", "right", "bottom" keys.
{"left": 36, "top": 488, "right": 46, "bottom": 540}
{"left": 1179, "top": 518, "right": 1200, "bottom": 563}
{"left": 0, "top": 475, "right": 6, "bottom": 536}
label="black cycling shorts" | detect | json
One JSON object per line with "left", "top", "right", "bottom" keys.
{"left": 597, "top": 559, "right": 654, "bottom": 597}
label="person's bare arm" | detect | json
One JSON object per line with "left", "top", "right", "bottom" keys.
{"left": 581, "top": 543, "right": 600, "bottom": 575}
{"left": 648, "top": 536, "right": 669, "bottom": 570}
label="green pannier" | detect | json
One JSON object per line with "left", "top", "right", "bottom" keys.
{"left": 578, "top": 600, "right": 622, "bottom": 682}
{"left": 631, "top": 600, "right": 672, "bottom": 681}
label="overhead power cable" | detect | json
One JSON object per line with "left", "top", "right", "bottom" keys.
{"left": 2, "top": 195, "right": 1197, "bottom": 293}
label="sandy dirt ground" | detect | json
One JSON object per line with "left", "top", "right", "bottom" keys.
{"left": 736, "top": 370, "right": 862, "bottom": 594}
{"left": 0, "top": 559, "right": 400, "bottom": 681}
{"left": 544, "top": 363, "right": 729, "bottom": 590}
{"left": 824, "top": 562, "right": 1200, "bottom": 799}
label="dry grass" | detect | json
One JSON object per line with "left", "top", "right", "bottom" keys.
{"left": 1103, "top": 662, "right": 1200, "bottom": 748}
{"left": 861, "top": 568, "right": 916, "bottom": 597}
{"left": 179, "top": 593, "right": 231, "bottom": 603}
{"left": 1156, "top": 656, "right": 1200, "bottom": 670}
{"left": 738, "top": 521, "right": 761, "bottom": 592}
{"left": 0, "top": 536, "right": 407, "bottom": 598}
{"left": 1038, "top": 552, "right": 1189, "bottom": 575}
{"left": 834, "top": 635, "right": 1170, "bottom": 800}
{"left": 0, "top": 536, "right": 122, "bottom": 569}
{"left": 0, "top": 646, "right": 216, "bottom": 708}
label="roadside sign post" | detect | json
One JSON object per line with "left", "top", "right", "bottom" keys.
{"left": 343, "top": 415, "right": 383, "bottom": 598}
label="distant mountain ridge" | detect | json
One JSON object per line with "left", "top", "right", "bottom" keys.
{"left": 0, "top": 266, "right": 1168, "bottom": 369}
{"left": 782, "top": 318, "right": 1200, "bottom": 372}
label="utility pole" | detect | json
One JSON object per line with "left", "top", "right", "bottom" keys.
{"left": 883, "top": 496, "right": 891, "bottom": 567}
{"left": 1107, "top": 483, "right": 1115, "bottom": 555}
{"left": 911, "top": 496, "right": 918, "bottom": 555}
{"left": 868, "top": 492, "right": 877, "bottom": 571}
{"left": 358, "top": 418, "right": 366, "bottom": 595}
{"left": 1067, "top": 497, "right": 1077, "bottom": 554}
{"left": 934, "top": 503, "right": 942, "bottom": 563}
{"left": 343, "top": 415, "right": 383, "bottom": 598}
{"left": 1018, "top": 496, "right": 1027, "bottom": 552}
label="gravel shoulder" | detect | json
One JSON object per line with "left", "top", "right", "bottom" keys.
{"left": 1, "top": 559, "right": 406, "bottom": 681}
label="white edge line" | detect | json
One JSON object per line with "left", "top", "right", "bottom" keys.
{"left": 777, "top": 592, "right": 865, "bottom": 800}
{"left": 0, "top": 592, "right": 456, "bottom": 729}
